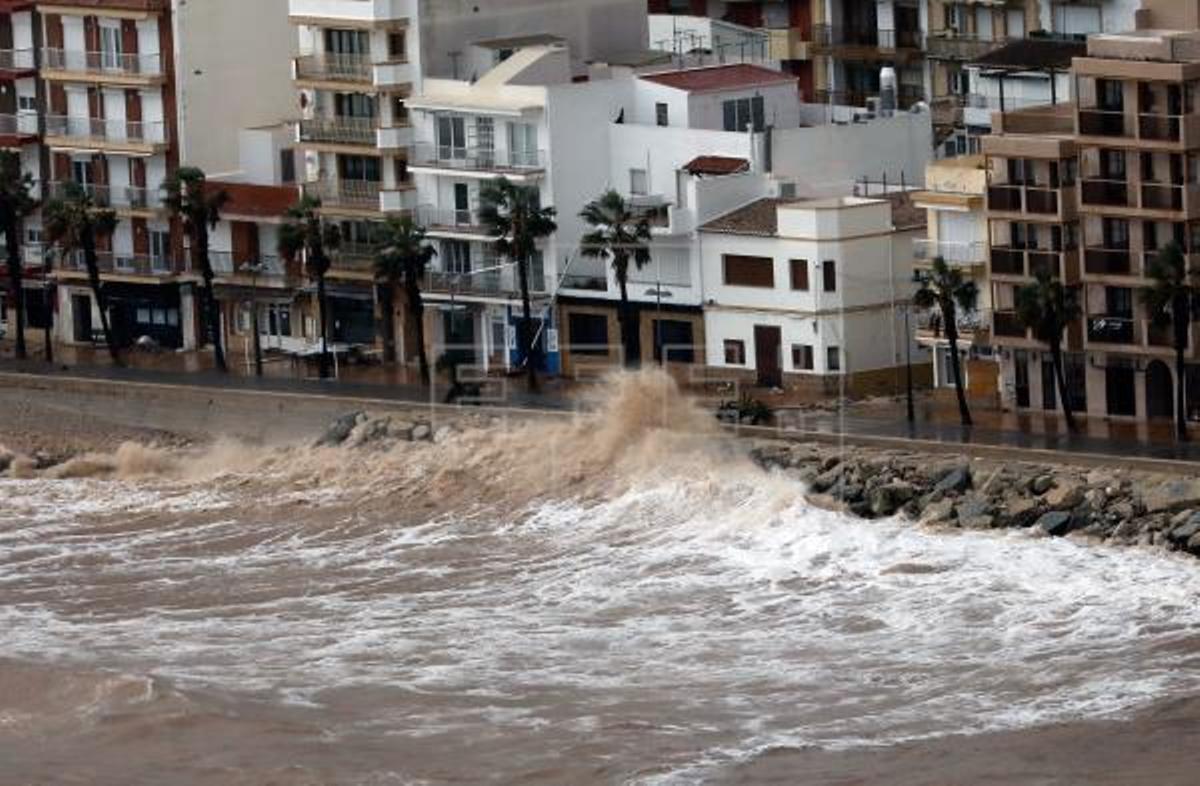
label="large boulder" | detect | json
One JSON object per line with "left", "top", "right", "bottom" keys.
{"left": 918, "top": 498, "right": 956, "bottom": 526}
{"left": 1003, "top": 497, "right": 1042, "bottom": 528}
{"left": 315, "top": 411, "right": 366, "bottom": 447}
{"left": 1043, "top": 479, "right": 1085, "bottom": 510}
{"left": 934, "top": 466, "right": 972, "bottom": 495}
{"left": 1168, "top": 512, "right": 1200, "bottom": 546}
{"left": 868, "top": 482, "right": 917, "bottom": 517}
{"left": 1036, "top": 511, "right": 1074, "bottom": 537}
{"left": 1142, "top": 479, "right": 1200, "bottom": 514}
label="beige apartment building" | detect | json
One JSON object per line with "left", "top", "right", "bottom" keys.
{"left": 984, "top": 0, "right": 1200, "bottom": 427}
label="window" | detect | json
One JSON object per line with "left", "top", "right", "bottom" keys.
{"left": 444, "top": 240, "right": 471, "bottom": 274}
{"left": 324, "top": 28, "right": 369, "bottom": 56}
{"left": 722, "top": 254, "right": 774, "bottom": 287}
{"left": 722, "top": 95, "right": 765, "bottom": 132}
{"left": 654, "top": 319, "right": 695, "bottom": 363}
{"left": 655, "top": 102, "right": 669, "bottom": 127}
{"left": 279, "top": 149, "right": 295, "bottom": 183}
{"left": 17, "top": 94, "right": 35, "bottom": 112}
{"left": 437, "top": 115, "right": 466, "bottom": 158}
{"left": 792, "top": 343, "right": 814, "bottom": 370}
{"left": 387, "top": 31, "right": 407, "bottom": 61}
{"left": 394, "top": 157, "right": 409, "bottom": 186}
{"left": 507, "top": 122, "right": 538, "bottom": 167}
{"left": 391, "top": 96, "right": 409, "bottom": 126}
{"left": 827, "top": 346, "right": 841, "bottom": 372}
{"left": 339, "top": 154, "right": 381, "bottom": 182}
{"left": 149, "top": 230, "right": 170, "bottom": 271}
{"left": 568, "top": 312, "right": 610, "bottom": 356}
{"left": 99, "top": 23, "right": 122, "bottom": 70}
{"left": 724, "top": 339, "right": 746, "bottom": 365}
{"left": 822, "top": 259, "right": 837, "bottom": 292}
{"left": 630, "top": 168, "right": 648, "bottom": 196}
{"left": 789, "top": 258, "right": 809, "bottom": 290}
{"left": 335, "top": 92, "right": 376, "bottom": 119}
{"left": 1098, "top": 78, "right": 1124, "bottom": 111}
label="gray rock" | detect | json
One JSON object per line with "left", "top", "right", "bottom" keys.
{"left": 432, "top": 425, "right": 454, "bottom": 444}
{"left": 819, "top": 455, "right": 841, "bottom": 472}
{"left": 918, "top": 499, "right": 956, "bottom": 526}
{"left": 1004, "top": 497, "right": 1042, "bottom": 528}
{"left": 979, "top": 470, "right": 1009, "bottom": 497}
{"left": 1082, "top": 488, "right": 1108, "bottom": 510}
{"left": 960, "top": 514, "right": 996, "bottom": 530}
{"left": 315, "top": 411, "right": 365, "bottom": 447}
{"left": 1037, "top": 511, "right": 1074, "bottom": 536}
{"left": 1168, "top": 512, "right": 1200, "bottom": 544}
{"left": 934, "top": 466, "right": 972, "bottom": 495}
{"left": 811, "top": 466, "right": 845, "bottom": 493}
{"left": 955, "top": 494, "right": 996, "bottom": 521}
{"left": 868, "top": 482, "right": 917, "bottom": 517}
{"left": 410, "top": 424, "right": 431, "bottom": 442}
{"left": 1187, "top": 532, "right": 1200, "bottom": 555}
{"left": 1142, "top": 479, "right": 1200, "bottom": 514}
{"left": 1030, "top": 475, "right": 1055, "bottom": 495}
{"left": 348, "top": 417, "right": 392, "bottom": 448}
{"left": 1109, "top": 501, "right": 1135, "bottom": 522}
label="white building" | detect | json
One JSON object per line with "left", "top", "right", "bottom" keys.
{"left": 698, "top": 193, "right": 925, "bottom": 395}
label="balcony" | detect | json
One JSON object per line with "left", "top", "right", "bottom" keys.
{"left": 424, "top": 265, "right": 551, "bottom": 299}
{"left": 766, "top": 27, "right": 812, "bottom": 61}
{"left": 812, "top": 25, "right": 921, "bottom": 52}
{"left": 1139, "top": 113, "right": 1182, "bottom": 142}
{"left": 44, "top": 115, "right": 168, "bottom": 152}
{"left": 0, "top": 48, "right": 36, "bottom": 74}
{"left": 1084, "top": 248, "right": 1133, "bottom": 276}
{"left": 418, "top": 205, "right": 490, "bottom": 238}
{"left": 559, "top": 273, "right": 608, "bottom": 292}
{"left": 925, "top": 32, "right": 1005, "bottom": 61}
{"left": 987, "top": 185, "right": 1022, "bottom": 212}
{"left": 1025, "top": 188, "right": 1059, "bottom": 215}
{"left": 59, "top": 250, "right": 181, "bottom": 277}
{"left": 1087, "top": 315, "right": 1138, "bottom": 345}
{"left": 299, "top": 116, "right": 376, "bottom": 146}
{"left": 1080, "top": 178, "right": 1131, "bottom": 208}
{"left": 46, "top": 181, "right": 162, "bottom": 212}
{"left": 992, "top": 311, "right": 1028, "bottom": 339}
{"left": 1141, "top": 182, "right": 1185, "bottom": 212}
{"left": 1078, "top": 109, "right": 1130, "bottom": 138}
{"left": 0, "top": 112, "right": 39, "bottom": 142}
{"left": 294, "top": 53, "right": 372, "bottom": 84}
{"left": 42, "top": 48, "right": 163, "bottom": 80}
{"left": 304, "top": 178, "right": 382, "bottom": 211}
{"left": 376, "top": 123, "right": 413, "bottom": 149}
{"left": 409, "top": 142, "right": 545, "bottom": 178}
{"left": 913, "top": 238, "right": 987, "bottom": 265}
{"left": 990, "top": 247, "right": 1026, "bottom": 276}
{"left": 209, "top": 252, "right": 286, "bottom": 277}
{"left": 916, "top": 308, "right": 988, "bottom": 343}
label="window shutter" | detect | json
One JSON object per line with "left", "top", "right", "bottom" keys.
{"left": 722, "top": 100, "right": 736, "bottom": 132}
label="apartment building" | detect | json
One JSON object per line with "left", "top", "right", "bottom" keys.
{"left": 288, "top": 0, "right": 650, "bottom": 362}
{"left": 30, "top": 0, "right": 295, "bottom": 353}
{"left": 911, "top": 154, "right": 998, "bottom": 399}
{"left": 982, "top": 0, "right": 1200, "bottom": 425}
{"left": 698, "top": 193, "right": 926, "bottom": 395}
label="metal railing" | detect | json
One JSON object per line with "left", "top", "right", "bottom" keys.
{"left": 425, "top": 267, "right": 552, "bottom": 298}
{"left": 42, "top": 47, "right": 163, "bottom": 77}
{"left": 559, "top": 273, "right": 608, "bottom": 292}
{"left": 913, "top": 239, "right": 987, "bottom": 265}
{"left": 1087, "top": 315, "right": 1138, "bottom": 344}
{"left": 304, "top": 178, "right": 381, "bottom": 208}
{"left": 1080, "top": 178, "right": 1131, "bottom": 207}
{"left": 0, "top": 112, "right": 38, "bottom": 136}
{"left": 44, "top": 115, "right": 167, "bottom": 145}
{"left": 208, "top": 252, "right": 285, "bottom": 276}
{"left": 410, "top": 142, "right": 544, "bottom": 173}
{"left": 60, "top": 250, "right": 179, "bottom": 276}
{"left": 418, "top": 204, "right": 489, "bottom": 233}
{"left": 925, "top": 31, "right": 1007, "bottom": 60}
{"left": 812, "top": 24, "right": 920, "bottom": 49}
{"left": 0, "top": 48, "right": 35, "bottom": 71}
{"left": 1078, "top": 109, "right": 1130, "bottom": 137}
{"left": 992, "top": 311, "right": 1028, "bottom": 338}
{"left": 294, "top": 53, "right": 372, "bottom": 82}
{"left": 299, "top": 116, "right": 377, "bottom": 145}
{"left": 47, "top": 181, "right": 160, "bottom": 210}
{"left": 1084, "top": 248, "right": 1133, "bottom": 276}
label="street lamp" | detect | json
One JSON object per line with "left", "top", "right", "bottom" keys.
{"left": 240, "top": 261, "right": 264, "bottom": 377}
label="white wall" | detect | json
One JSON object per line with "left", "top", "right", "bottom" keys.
{"left": 771, "top": 112, "right": 933, "bottom": 196}
{"left": 685, "top": 82, "right": 801, "bottom": 131}
{"left": 608, "top": 122, "right": 753, "bottom": 200}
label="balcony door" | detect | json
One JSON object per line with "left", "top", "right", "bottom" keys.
{"left": 437, "top": 115, "right": 466, "bottom": 161}
{"left": 324, "top": 29, "right": 368, "bottom": 57}
{"left": 453, "top": 183, "right": 471, "bottom": 226}
{"left": 507, "top": 121, "right": 537, "bottom": 168}
{"left": 99, "top": 23, "right": 122, "bottom": 71}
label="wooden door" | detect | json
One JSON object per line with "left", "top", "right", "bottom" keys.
{"left": 754, "top": 325, "right": 782, "bottom": 388}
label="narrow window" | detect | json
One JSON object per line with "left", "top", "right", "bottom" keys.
{"left": 724, "top": 339, "right": 746, "bottom": 365}
{"left": 789, "top": 258, "right": 809, "bottom": 290}
{"left": 655, "top": 102, "right": 669, "bottom": 127}
{"left": 827, "top": 346, "right": 841, "bottom": 372}
{"left": 822, "top": 259, "right": 837, "bottom": 292}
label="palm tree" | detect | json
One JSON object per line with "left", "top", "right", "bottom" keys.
{"left": 0, "top": 151, "right": 34, "bottom": 360}
{"left": 479, "top": 177, "right": 557, "bottom": 391}
{"left": 580, "top": 189, "right": 652, "bottom": 368}
{"left": 278, "top": 195, "right": 340, "bottom": 379}
{"left": 1141, "top": 240, "right": 1197, "bottom": 440}
{"left": 376, "top": 215, "right": 436, "bottom": 383}
{"left": 913, "top": 256, "right": 978, "bottom": 427}
{"left": 1016, "top": 271, "right": 1082, "bottom": 433}
{"left": 163, "top": 167, "right": 230, "bottom": 372}
{"left": 43, "top": 182, "right": 120, "bottom": 365}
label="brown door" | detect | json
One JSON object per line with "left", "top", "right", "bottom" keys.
{"left": 754, "top": 325, "right": 782, "bottom": 388}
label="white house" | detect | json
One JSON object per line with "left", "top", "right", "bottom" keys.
{"left": 698, "top": 193, "right": 925, "bottom": 396}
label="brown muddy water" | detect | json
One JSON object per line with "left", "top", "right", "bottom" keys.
{"left": 2, "top": 373, "right": 1200, "bottom": 785}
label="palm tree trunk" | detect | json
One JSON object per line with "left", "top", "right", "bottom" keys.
{"left": 84, "top": 230, "right": 120, "bottom": 366}
{"left": 1050, "top": 339, "right": 1078, "bottom": 433}
{"left": 406, "top": 277, "right": 429, "bottom": 385}
{"left": 516, "top": 253, "right": 538, "bottom": 392}
{"left": 379, "top": 280, "right": 397, "bottom": 364}
{"left": 1175, "top": 308, "right": 1189, "bottom": 441}
{"left": 197, "top": 229, "right": 226, "bottom": 372}
{"left": 317, "top": 272, "right": 331, "bottom": 379}
{"left": 6, "top": 216, "right": 25, "bottom": 359}
{"left": 943, "top": 303, "right": 972, "bottom": 427}
{"left": 42, "top": 275, "right": 53, "bottom": 363}
{"left": 617, "top": 265, "right": 635, "bottom": 369}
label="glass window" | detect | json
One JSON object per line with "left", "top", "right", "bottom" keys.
{"left": 724, "top": 339, "right": 746, "bottom": 365}
{"left": 630, "top": 169, "right": 648, "bottom": 195}
{"left": 792, "top": 343, "right": 814, "bottom": 370}
{"left": 789, "top": 259, "right": 809, "bottom": 290}
{"left": 827, "top": 346, "right": 841, "bottom": 371}
{"left": 722, "top": 255, "right": 774, "bottom": 287}
{"left": 655, "top": 102, "right": 669, "bottom": 126}
{"left": 568, "top": 312, "right": 609, "bottom": 356}
{"left": 822, "top": 260, "right": 837, "bottom": 292}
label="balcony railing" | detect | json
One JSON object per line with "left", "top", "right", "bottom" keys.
{"left": 209, "top": 252, "right": 285, "bottom": 277}
{"left": 1084, "top": 247, "right": 1133, "bottom": 276}
{"left": 44, "top": 115, "right": 167, "bottom": 146}
{"left": 299, "top": 116, "right": 377, "bottom": 146}
{"left": 990, "top": 247, "right": 1026, "bottom": 276}
{"left": 992, "top": 311, "right": 1027, "bottom": 338}
{"left": 294, "top": 53, "right": 372, "bottom": 82}
{"left": 1028, "top": 251, "right": 1062, "bottom": 278}
{"left": 304, "top": 178, "right": 381, "bottom": 209}
{"left": 813, "top": 25, "right": 921, "bottom": 49}
{"left": 424, "top": 266, "right": 552, "bottom": 298}
{"left": 410, "top": 142, "right": 544, "bottom": 174}
{"left": 1080, "top": 178, "right": 1131, "bottom": 207}
{"left": 559, "top": 273, "right": 608, "bottom": 292}
{"left": 1141, "top": 182, "right": 1185, "bottom": 211}
{"left": 1139, "top": 113, "right": 1183, "bottom": 142}
{"left": 913, "top": 238, "right": 987, "bottom": 265}
{"left": 1025, "top": 188, "right": 1059, "bottom": 215}
{"left": 1087, "top": 315, "right": 1138, "bottom": 345}
{"left": 0, "top": 48, "right": 35, "bottom": 71}
{"left": 42, "top": 48, "right": 163, "bottom": 77}
{"left": 60, "top": 250, "right": 180, "bottom": 276}
{"left": 987, "top": 185, "right": 1023, "bottom": 212}
{"left": 46, "top": 181, "right": 161, "bottom": 210}
{"left": 1078, "top": 109, "right": 1130, "bottom": 137}
{"left": 925, "top": 32, "right": 1006, "bottom": 60}
{"left": 0, "top": 112, "right": 38, "bottom": 137}
{"left": 418, "top": 205, "right": 489, "bottom": 235}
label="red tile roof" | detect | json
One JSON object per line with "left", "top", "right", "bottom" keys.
{"left": 207, "top": 181, "right": 298, "bottom": 220}
{"left": 683, "top": 155, "right": 749, "bottom": 176}
{"left": 639, "top": 64, "right": 797, "bottom": 93}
